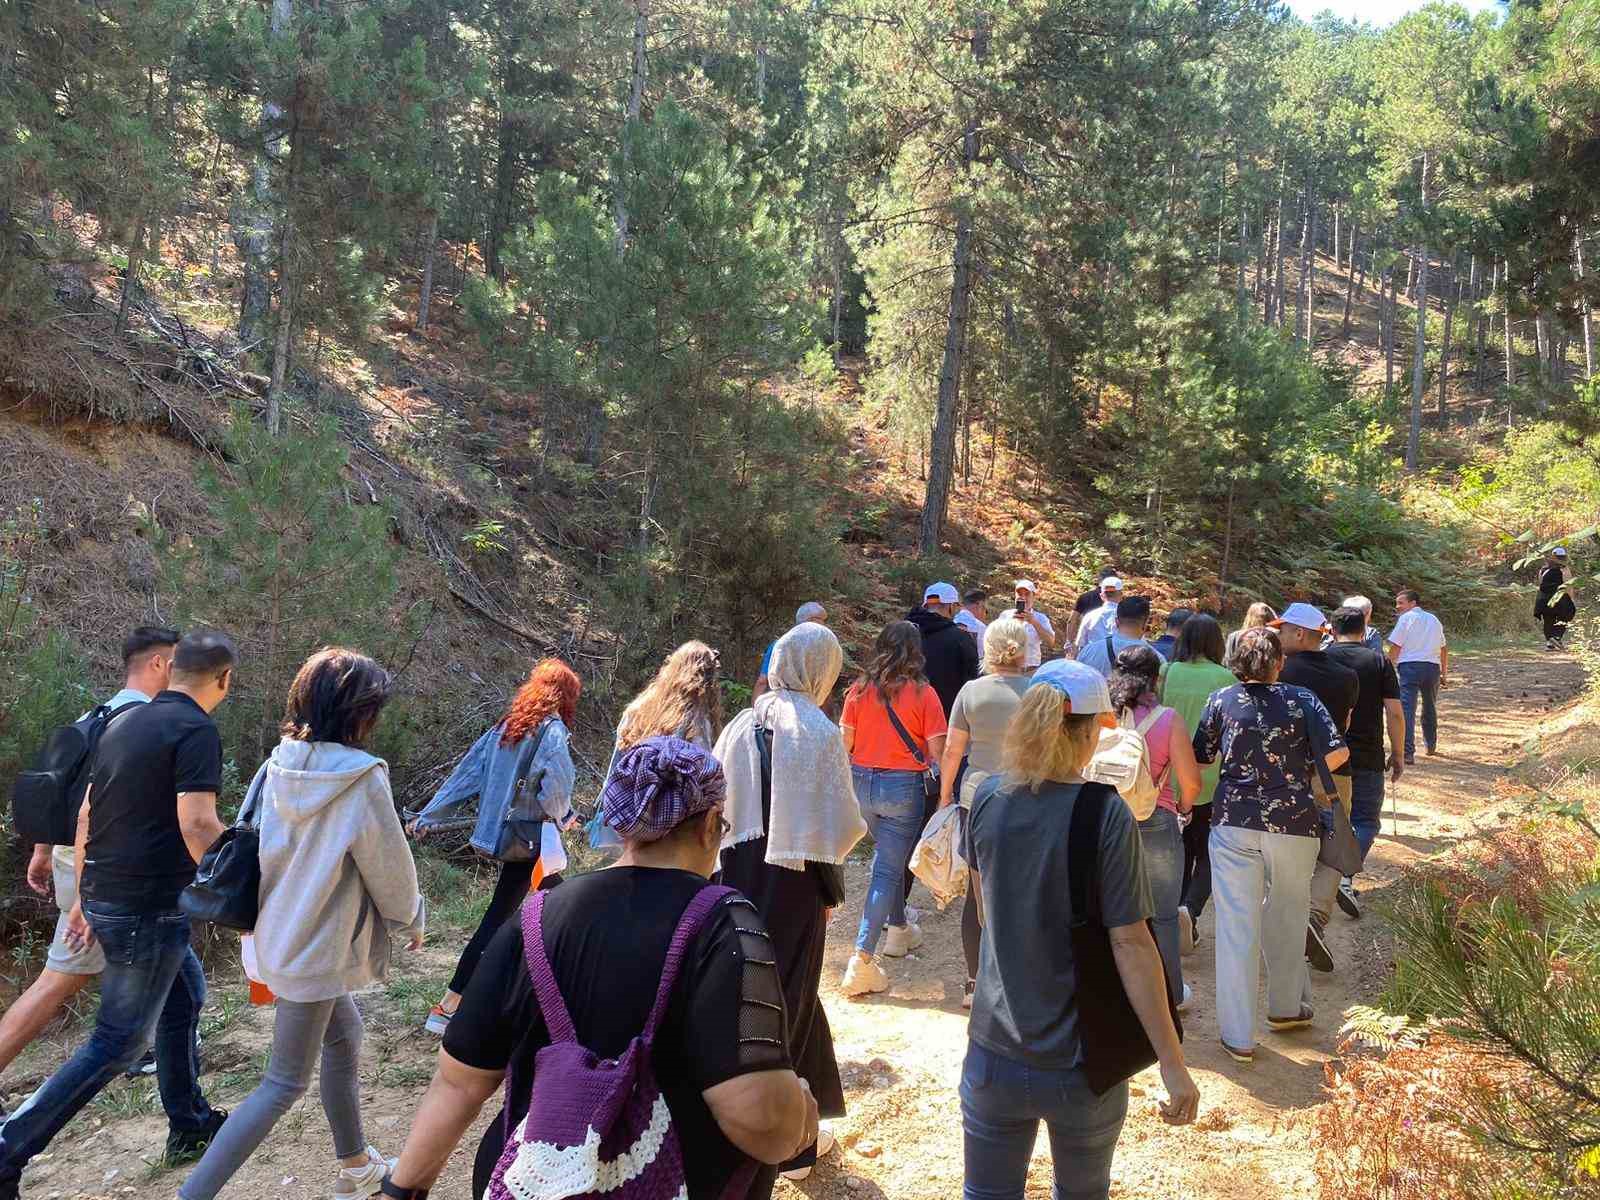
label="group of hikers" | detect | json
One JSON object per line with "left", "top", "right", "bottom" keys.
{"left": 0, "top": 552, "right": 1534, "bottom": 1200}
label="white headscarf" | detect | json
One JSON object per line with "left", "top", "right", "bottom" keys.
{"left": 716, "top": 622, "right": 865, "bottom": 870}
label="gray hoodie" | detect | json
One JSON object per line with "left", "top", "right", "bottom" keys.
{"left": 254, "top": 739, "right": 425, "bottom": 1002}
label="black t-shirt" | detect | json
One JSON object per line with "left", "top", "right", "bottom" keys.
{"left": 1325, "top": 642, "right": 1400, "bottom": 773}
{"left": 444, "top": 868, "right": 790, "bottom": 1200}
{"left": 83, "top": 690, "right": 222, "bottom": 910}
{"left": 1278, "top": 651, "right": 1360, "bottom": 775}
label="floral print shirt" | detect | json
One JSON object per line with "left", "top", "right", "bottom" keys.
{"left": 1192, "top": 683, "right": 1343, "bottom": 838}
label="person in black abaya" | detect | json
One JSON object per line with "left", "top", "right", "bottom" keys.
{"left": 1537, "top": 547, "right": 1577, "bottom": 650}
{"left": 715, "top": 622, "right": 867, "bottom": 1183}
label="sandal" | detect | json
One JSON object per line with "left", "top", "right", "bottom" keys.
{"left": 1220, "top": 1040, "right": 1254, "bottom": 1064}
{"left": 1267, "top": 1005, "right": 1315, "bottom": 1032}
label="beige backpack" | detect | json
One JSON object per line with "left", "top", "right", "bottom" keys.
{"left": 1085, "top": 706, "right": 1172, "bottom": 820}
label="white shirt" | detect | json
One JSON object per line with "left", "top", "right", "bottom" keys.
{"left": 953, "top": 609, "right": 987, "bottom": 644}
{"left": 54, "top": 686, "right": 153, "bottom": 869}
{"left": 1075, "top": 602, "right": 1120, "bottom": 650}
{"left": 1387, "top": 608, "right": 1446, "bottom": 665}
{"left": 999, "top": 607, "right": 1055, "bottom": 668}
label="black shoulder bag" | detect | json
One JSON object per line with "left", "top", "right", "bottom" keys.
{"left": 881, "top": 691, "right": 941, "bottom": 803}
{"left": 756, "top": 724, "right": 846, "bottom": 907}
{"left": 1068, "top": 781, "right": 1182, "bottom": 1095}
{"left": 181, "top": 763, "right": 267, "bottom": 932}
{"left": 494, "top": 719, "right": 553, "bottom": 863}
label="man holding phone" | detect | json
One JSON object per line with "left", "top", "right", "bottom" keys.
{"left": 998, "top": 579, "right": 1056, "bottom": 669}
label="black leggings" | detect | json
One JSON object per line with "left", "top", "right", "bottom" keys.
{"left": 448, "top": 860, "right": 562, "bottom": 995}
{"left": 1180, "top": 811, "right": 1212, "bottom": 922}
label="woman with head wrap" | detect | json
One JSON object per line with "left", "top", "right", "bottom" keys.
{"left": 716, "top": 622, "right": 866, "bottom": 1183}
{"left": 385, "top": 737, "right": 817, "bottom": 1200}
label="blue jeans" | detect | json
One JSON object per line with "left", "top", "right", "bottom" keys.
{"left": 1397, "top": 661, "right": 1440, "bottom": 757}
{"left": 853, "top": 767, "right": 925, "bottom": 954}
{"left": 1137, "top": 807, "right": 1183, "bottom": 1002}
{"left": 1349, "top": 768, "right": 1385, "bottom": 864}
{"left": 0, "top": 901, "right": 213, "bottom": 1186}
{"left": 960, "top": 1042, "right": 1128, "bottom": 1200}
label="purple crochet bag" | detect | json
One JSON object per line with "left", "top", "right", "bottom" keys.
{"left": 487, "top": 884, "right": 759, "bottom": 1200}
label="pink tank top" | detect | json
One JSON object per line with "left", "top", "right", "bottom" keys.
{"left": 1132, "top": 701, "right": 1178, "bottom": 813}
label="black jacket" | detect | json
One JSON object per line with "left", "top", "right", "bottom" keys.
{"left": 905, "top": 607, "right": 980, "bottom": 717}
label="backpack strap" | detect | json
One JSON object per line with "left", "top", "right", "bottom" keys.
{"left": 880, "top": 689, "right": 929, "bottom": 769}
{"left": 643, "top": 884, "right": 738, "bottom": 1041}
{"left": 1105, "top": 634, "right": 1116, "bottom": 666}
{"left": 1067, "top": 783, "right": 1111, "bottom": 927}
{"left": 521, "top": 889, "right": 579, "bottom": 1044}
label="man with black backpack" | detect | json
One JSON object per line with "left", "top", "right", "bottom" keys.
{"left": 0, "top": 627, "right": 178, "bottom": 1095}
{"left": 0, "top": 630, "right": 236, "bottom": 1198}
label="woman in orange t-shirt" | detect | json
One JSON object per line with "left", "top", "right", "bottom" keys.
{"left": 838, "top": 621, "right": 947, "bottom": 997}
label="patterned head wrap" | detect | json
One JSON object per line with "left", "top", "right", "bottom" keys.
{"left": 600, "top": 735, "right": 726, "bottom": 843}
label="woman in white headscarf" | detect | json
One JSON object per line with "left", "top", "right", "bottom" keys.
{"left": 716, "top": 621, "right": 865, "bottom": 1182}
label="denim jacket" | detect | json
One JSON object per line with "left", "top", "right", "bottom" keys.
{"left": 409, "top": 717, "right": 576, "bottom": 857}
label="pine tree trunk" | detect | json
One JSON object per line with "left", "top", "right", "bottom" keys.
{"left": 1218, "top": 474, "right": 1237, "bottom": 611}
{"left": 919, "top": 15, "right": 988, "bottom": 556}
{"left": 1273, "top": 196, "right": 1288, "bottom": 330}
{"left": 1385, "top": 269, "right": 1398, "bottom": 391}
{"left": 1235, "top": 152, "right": 1248, "bottom": 317}
{"left": 613, "top": 1, "right": 649, "bottom": 257}
{"left": 236, "top": 0, "right": 293, "bottom": 355}
{"left": 1303, "top": 189, "right": 1319, "bottom": 347}
{"left": 1477, "top": 259, "right": 1492, "bottom": 387}
{"left": 1332, "top": 204, "right": 1340, "bottom": 271}
{"left": 1577, "top": 231, "right": 1593, "bottom": 380}
{"left": 1293, "top": 192, "right": 1309, "bottom": 340}
{"left": 1341, "top": 219, "right": 1358, "bottom": 339}
{"left": 1437, "top": 258, "right": 1455, "bottom": 425}
{"left": 1504, "top": 258, "right": 1516, "bottom": 388}
{"left": 416, "top": 210, "right": 439, "bottom": 333}
{"left": 1406, "top": 158, "right": 1431, "bottom": 470}
{"left": 116, "top": 220, "right": 149, "bottom": 336}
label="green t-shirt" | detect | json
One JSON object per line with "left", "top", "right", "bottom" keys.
{"left": 1158, "top": 658, "right": 1237, "bottom": 806}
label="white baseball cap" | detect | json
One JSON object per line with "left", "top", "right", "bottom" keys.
{"left": 1033, "top": 659, "right": 1112, "bottom": 714}
{"left": 924, "top": 582, "right": 960, "bottom": 604}
{"left": 1553, "top": 546, "right": 1569, "bottom": 558}
{"left": 1100, "top": 576, "right": 1124, "bottom": 592}
{"left": 1013, "top": 579, "right": 1038, "bottom": 594}
{"left": 1271, "top": 601, "right": 1329, "bottom": 632}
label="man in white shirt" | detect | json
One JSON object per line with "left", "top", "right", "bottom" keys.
{"left": 1385, "top": 589, "right": 1447, "bottom": 764}
{"left": 0, "top": 626, "right": 178, "bottom": 1091}
{"left": 1073, "top": 575, "right": 1125, "bottom": 655}
{"left": 953, "top": 588, "right": 988, "bottom": 645}
{"left": 997, "top": 579, "right": 1056, "bottom": 669}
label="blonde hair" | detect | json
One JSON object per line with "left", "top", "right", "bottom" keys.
{"left": 617, "top": 641, "right": 723, "bottom": 750}
{"left": 1241, "top": 602, "right": 1277, "bottom": 630}
{"left": 983, "top": 616, "right": 1029, "bottom": 673}
{"left": 1002, "top": 683, "right": 1102, "bottom": 793}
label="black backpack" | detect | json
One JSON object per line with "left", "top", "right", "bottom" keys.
{"left": 11, "top": 702, "right": 143, "bottom": 847}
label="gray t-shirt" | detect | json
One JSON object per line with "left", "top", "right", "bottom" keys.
{"left": 949, "top": 673, "right": 1033, "bottom": 806}
{"left": 1077, "top": 631, "right": 1165, "bottom": 679}
{"left": 967, "top": 777, "right": 1153, "bottom": 1070}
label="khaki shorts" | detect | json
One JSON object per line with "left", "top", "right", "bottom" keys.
{"left": 45, "top": 851, "right": 105, "bottom": 976}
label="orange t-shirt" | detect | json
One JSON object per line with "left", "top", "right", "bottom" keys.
{"left": 841, "top": 681, "right": 948, "bottom": 771}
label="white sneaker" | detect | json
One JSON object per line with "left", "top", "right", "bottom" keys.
{"left": 1176, "top": 983, "right": 1193, "bottom": 1013}
{"left": 882, "top": 922, "right": 924, "bottom": 958}
{"left": 334, "top": 1147, "right": 395, "bottom": 1199}
{"left": 840, "top": 954, "right": 889, "bottom": 997}
{"left": 779, "top": 1126, "right": 837, "bottom": 1181}
{"left": 1178, "top": 906, "right": 1196, "bottom": 957}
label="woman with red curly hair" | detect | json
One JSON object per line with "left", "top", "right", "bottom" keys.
{"left": 407, "top": 658, "right": 581, "bottom": 1036}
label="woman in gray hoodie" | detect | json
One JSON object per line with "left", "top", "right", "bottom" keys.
{"left": 181, "top": 648, "right": 424, "bottom": 1200}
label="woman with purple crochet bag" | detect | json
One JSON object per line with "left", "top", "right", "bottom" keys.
{"left": 380, "top": 737, "right": 818, "bottom": 1200}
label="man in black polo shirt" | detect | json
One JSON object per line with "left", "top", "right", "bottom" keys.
{"left": 1272, "top": 603, "right": 1357, "bottom": 976}
{"left": 0, "top": 631, "right": 236, "bottom": 1196}
{"left": 1325, "top": 606, "right": 1404, "bottom": 919}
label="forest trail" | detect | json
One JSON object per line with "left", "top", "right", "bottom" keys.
{"left": 4, "top": 644, "right": 1583, "bottom": 1200}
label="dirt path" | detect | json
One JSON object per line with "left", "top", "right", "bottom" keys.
{"left": 6, "top": 646, "right": 1584, "bottom": 1200}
